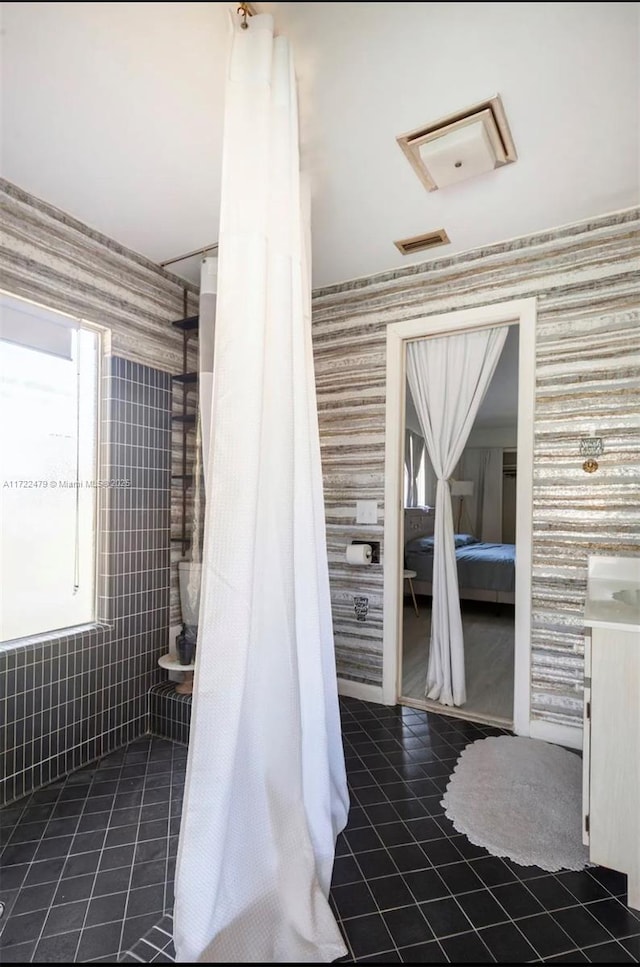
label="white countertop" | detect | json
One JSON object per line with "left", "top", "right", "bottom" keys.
{"left": 585, "top": 556, "right": 640, "bottom": 633}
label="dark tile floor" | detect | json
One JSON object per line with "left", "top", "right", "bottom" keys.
{"left": 0, "top": 736, "right": 185, "bottom": 963}
{"left": 330, "top": 699, "right": 640, "bottom": 963}
{"left": 122, "top": 914, "right": 175, "bottom": 963}
{"left": 2, "top": 697, "right": 639, "bottom": 963}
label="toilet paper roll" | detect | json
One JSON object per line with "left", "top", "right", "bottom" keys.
{"left": 346, "top": 543, "right": 372, "bottom": 565}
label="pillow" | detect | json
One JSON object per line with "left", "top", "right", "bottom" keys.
{"left": 416, "top": 536, "right": 435, "bottom": 548}
{"left": 454, "top": 533, "right": 479, "bottom": 548}
{"left": 408, "top": 534, "right": 478, "bottom": 551}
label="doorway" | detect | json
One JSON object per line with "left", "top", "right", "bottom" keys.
{"left": 401, "top": 325, "right": 519, "bottom": 724}
{"left": 381, "top": 299, "right": 536, "bottom": 736}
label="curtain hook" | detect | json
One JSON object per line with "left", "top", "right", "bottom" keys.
{"left": 237, "top": 2, "right": 250, "bottom": 29}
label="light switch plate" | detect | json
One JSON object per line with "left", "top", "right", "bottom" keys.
{"left": 356, "top": 500, "right": 378, "bottom": 525}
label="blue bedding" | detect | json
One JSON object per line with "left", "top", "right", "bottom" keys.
{"left": 405, "top": 536, "right": 515, "bottom": 593}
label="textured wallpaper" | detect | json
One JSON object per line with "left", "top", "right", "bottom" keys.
{"left": 311, "top": 208, "right": 640, "bottom": 727}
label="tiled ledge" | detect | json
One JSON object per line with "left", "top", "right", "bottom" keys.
{"left": 148, "top": 683, "right": 192, "bottom": 746}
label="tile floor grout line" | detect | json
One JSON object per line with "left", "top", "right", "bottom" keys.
{"left": 22, "top": 779, "right": 101, "bottom": 948}
{"left": 162, "top": 746, "right": 176, "bottom": 920}
{"left": 345, "top": 851, "right": 406, "bottom": 963}
{"left": 162, "top": 744, "right": 180, "bottom": 918}
{"left": 74, "top": 740, "right": 142, "bottom": 963}
{"left": 115, "top": 741, "right": 154, "bottom": 959}
{"left": 116, "top": 737, "right": 165, "bottom": 958}
{"left": 0, "top": 744, "right": 144, "bottom": 961}
{"left": 0, "top": 774, "right": 67, "bottom": 923}
{"left": 582, "top": 935, "right": 640, "bottom": 957}
{"left": 547, "top": 901, "right": 629, "bottom": 954}
{"left": 494, "top": 901, "right": 573, "bottom": 963}
{"left": 27, "top": 755, "right": 112, "bottom": 961}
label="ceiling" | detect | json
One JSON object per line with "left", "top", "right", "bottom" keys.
{"left": 2, "top": 2, "right": 638, "bottom": 289}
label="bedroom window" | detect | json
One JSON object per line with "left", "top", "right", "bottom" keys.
{"left": 404, "top": 429, "right": 432, "bottom": 507}
{"left": 0, "top": 294, "right": 100, "bottom": 642}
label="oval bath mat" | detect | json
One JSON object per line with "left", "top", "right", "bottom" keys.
{"left": 441, "top": 735, "right": 590, "bottom": 872}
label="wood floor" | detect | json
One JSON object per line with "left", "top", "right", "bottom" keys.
{"left": 401, "top": 596, "right": 514, "bottom": 724}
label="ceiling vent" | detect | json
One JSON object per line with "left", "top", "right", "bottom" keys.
{"left": 397, "top": 94, "right": 517, "bottom": 192}
{"left": 394, "top": 229, "right": 450, "bottom": 255}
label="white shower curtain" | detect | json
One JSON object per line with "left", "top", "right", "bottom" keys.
{"left": 406, "top": 326, "right": 508, "bottom": 706}
{"left": 173, "top": 14, "right": 348, "bottom": 963}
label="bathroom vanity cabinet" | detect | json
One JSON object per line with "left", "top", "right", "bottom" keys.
{"left": 583, "top": 556, "right": 640, "bottom": 912}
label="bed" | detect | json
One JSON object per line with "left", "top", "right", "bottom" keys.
{"left": 403, "top": 508, "right": 515, "bottom": 604}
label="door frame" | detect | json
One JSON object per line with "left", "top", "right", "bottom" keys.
{"left": 381, "top": 297, "right": 537, "bottom": 736}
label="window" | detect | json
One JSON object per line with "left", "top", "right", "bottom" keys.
{"left": 0, "top": 294, "right": 100, "bottom": 641}
{"left": 404, "top": 429, "right": 434, "bottom": 508}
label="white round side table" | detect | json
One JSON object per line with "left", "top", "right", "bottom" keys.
{"left": 403, "top": 569, "right": 419, "bottom": 618}
{"left": 158, "top": 652, "right": 195, "bottom": 695}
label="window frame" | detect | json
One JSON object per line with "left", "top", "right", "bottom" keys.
{"left": 0, "top": 289, "right": 110, "bottom": 647}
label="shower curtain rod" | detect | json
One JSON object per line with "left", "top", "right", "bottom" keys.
{"left": 160, "top": 243, "right": 219, "bottom": 268}
{"left": 160, "top": 4, "right": 257, "bottom": 269}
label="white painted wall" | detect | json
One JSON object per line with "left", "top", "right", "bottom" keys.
{"left": 502, "top": 470, "right": 517, "bottom": 543}
{"left": 405, "top": 385, "right": 422, "bottom": 435}
{"left": 466, "top": 425, "right": 518, "bottom": 448}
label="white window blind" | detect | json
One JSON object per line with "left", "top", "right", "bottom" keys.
{"left": 0, "top": 295, "right": 99, "bottom": 642}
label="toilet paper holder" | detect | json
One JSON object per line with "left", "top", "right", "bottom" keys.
{"left": 351, "top": 539, "right": 380, "bottom": 564}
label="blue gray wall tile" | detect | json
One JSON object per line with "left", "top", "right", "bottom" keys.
{"left": 0, "top": 359, "right": 171, "bottom": 804}
{"left": 0, "top": 180, "right": 190, "bottom": 804}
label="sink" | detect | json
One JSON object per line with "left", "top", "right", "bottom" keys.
{"left": 585, "top": 555, "right": 640, "bottom": 631}
{"left": 612, "top": 588, "right": 640, "bottom": 608}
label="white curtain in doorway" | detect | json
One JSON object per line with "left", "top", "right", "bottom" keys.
{"left": 173, "top": 14, "right": 348, "bottom": 964}
{"left": 407, "top": 327, "right": 508, "bottom": 706}
{"left": 459, "top": 448, "right": 504, "bottom": 542}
